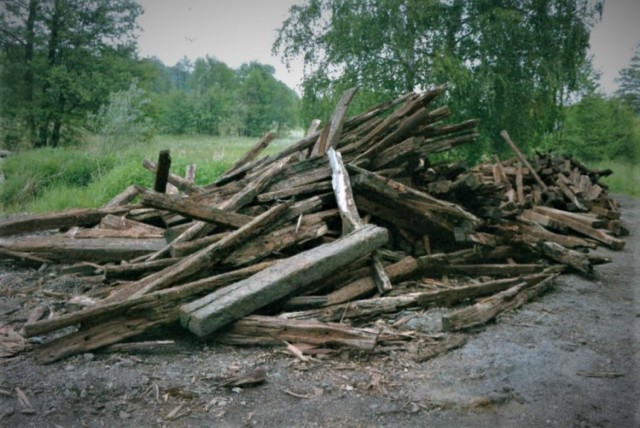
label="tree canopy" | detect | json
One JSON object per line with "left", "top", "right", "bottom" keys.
{"left": 274, "top": 0, "right": 603, "bottom": 154}
{"left": 0, "top": 0, "right": 143, "bottom": 148}
{"left": 615, "top": 43, "right": 640, "bottom": 115}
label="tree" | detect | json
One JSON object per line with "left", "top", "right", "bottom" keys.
{"left": 615, "top": 43, "right": 640, "bottom": 115}
{"left": 555, "top": 95, "right": 639, "bottom": 162}
{"left": 0, "top": 0, "right": 142, "bottom": 148}
{"left": 236, "top": 62, "right": 299, "bottom": 136}
{"left": 274, "top": 0, "right": 603, "bottom": 155}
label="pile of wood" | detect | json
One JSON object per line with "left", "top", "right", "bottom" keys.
{"left": 0, "top": 85, "right": 627, "bottom": 364}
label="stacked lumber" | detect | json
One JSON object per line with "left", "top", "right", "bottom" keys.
{"left": 0, "top": 85, "right": 627, "bottom": 364}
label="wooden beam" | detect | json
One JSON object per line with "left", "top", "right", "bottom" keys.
{"left": 180, "top": 224, "right": 388, "bottom": 337}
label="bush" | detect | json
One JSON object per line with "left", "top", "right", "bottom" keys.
{"left": 91, "top": 80, "right": 155, "bottom": 153}
{"left": 0, "top": 148, "right": 115, "bottom": 209}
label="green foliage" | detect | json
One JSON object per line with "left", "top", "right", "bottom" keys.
{"left": 0, "top": 147, "right": 116, "bottom": 209}
{"left": 0, "top": 0, "right": 143, "bottom": 148}
{"left": 1, "top": 132, "right": 301, "bottom": 213}
{"left": 592, "top": 160, "right": 640, "bottom": 198}
{"left": 547, "top": 95, "right": 640, "bottom": 162}
{"left": 615, "top": 43, "right": 640, "bottom": 115}
{"left": 151, "top": 58, "right": 300, "bottom": 137}
{"left": 91, "top": 80, "right": 154, "bottom": 153}
{"left": 274, "top": 0, "right": 602, "bottom": 156}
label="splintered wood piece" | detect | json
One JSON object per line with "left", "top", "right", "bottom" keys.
{"left": 216, "top": 315, "right": 407, "bottom": 350}
{"left": 521, "top": 237, "right": 593, "bottom": 274}
{"left": 107, "top": 201, "right": 292, "bottom": 302}
{"left": 140, "top": 189, "right": 253, "bottom": 228}
{"left": 442, "top": 275, "right": 557, "bottom": 331}
{"left": 414, "top": 334, "right": 468, "bottom": 362}
{"left": 104, "top": 258, "right": 180, "bottom": 280}
{"left": 349, "top": 165, "right": 481, "bottom": 225}
{"left": 312, "top": 86, "right": 358, "bottom": 156}
{"left": 327, "top": 148, "right": 362, "bottom": 234}
{"left": 499, "top": 131, "right": 547, "bottom": 191}
{"left": 285, "top": 274, "right": 553, "bottom": 322}
{"left": 180, "top": 224, "right": 388, "bottom": 337}
{"left": 371, "top": 252, "right": 393, "bottom": 294}
{"left": 328, "top": 147, "right": 392, "bottom": 293}
{"left": 217, "top": 367, "right": 267, "bottom": 387}
{"left": 0, "top": 207, "right": 130, "bottom": 237}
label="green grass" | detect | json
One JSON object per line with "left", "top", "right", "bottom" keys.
{"left": 592, "top": 160, "right": 640, "bottom": 198}
{"left": 0, "top": 131, "right": 303, "bottom": 213}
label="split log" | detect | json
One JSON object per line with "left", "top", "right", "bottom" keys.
{"left": 180, "top": 224, "right": 388, "bottom": 337}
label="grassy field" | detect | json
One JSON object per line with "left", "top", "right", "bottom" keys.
{"left": 1, "top": 135, "right": 637, "bottom": 214}
{"left": 592, "top": 160, "right": 640, "bottom": 198}
{"left": 0, "top": 132, "right": 303, "bottom": 213}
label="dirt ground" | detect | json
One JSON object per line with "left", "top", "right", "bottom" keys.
{"left": 1, "top": 195, "right": 638, "bottom": 428}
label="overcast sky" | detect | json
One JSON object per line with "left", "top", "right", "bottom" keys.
{"left": 136, "top": 0, "right": 640, "bottom": 95}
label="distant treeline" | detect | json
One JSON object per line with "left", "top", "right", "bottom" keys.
{"left": 0, "top": 0, "right": 299, "bottom": 150}
{"left": 139, "top": 57, "right": 299, "bottom": 137}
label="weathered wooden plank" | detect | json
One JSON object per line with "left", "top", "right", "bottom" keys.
{"left": 0, "top": 207, "right": 130, "bottom": 237}
{"left": 24, "top": 262, "right": 274, "bottom": 339}
{"left": 140, "top": 189, "right": 252, "bottom": 228}
{"left": 103, "top": 185, "right": 140, "bottom": 208}
{"left": 180, "top": 224, "right": 388, "bottom": 337}
{"left": 106, "top": 201, "right": 292, "bottom": 302}
{"left": 220, "top": 132, "right": 276, "bottom": 179}
{"left": 0, "top": 235, "right": 165, "bottom": 263}
{"left": 532, "top": 206, "right": 625, "bottom": 250}
{"left": 312, "top": 87, "right": 358, "bottom": 156}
